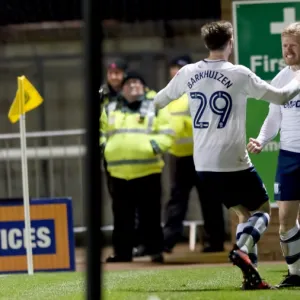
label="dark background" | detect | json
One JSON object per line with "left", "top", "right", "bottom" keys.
{"left": 1, "top": 0, "right": 221, "bottom": 25}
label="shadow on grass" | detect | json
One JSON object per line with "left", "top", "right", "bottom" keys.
{"left": 163, "top": 262, "right": 208, "bottom": 265}
{"left": 116, "top": 287, "right": 241, "bottom": 293}
{"left": 267, "top": 269, "right": 287, "bottom": 273}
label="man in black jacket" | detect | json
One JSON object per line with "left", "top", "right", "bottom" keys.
{"left": 99, "top": 58, "right": 128, "bottom": 106}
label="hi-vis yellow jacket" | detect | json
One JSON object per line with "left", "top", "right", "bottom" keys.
{"left": 145, "top": 88, "right": 157, "bottom": 100}
{"left": 167, "top": 94, "right": 193, "bottom": 157}
{"left": 100, "top": 99, "right": 174, "bottom": 180}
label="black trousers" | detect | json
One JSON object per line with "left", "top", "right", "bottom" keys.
{"left": 163, "top": 155, "right": 225, "bottom": 250}
{"left": 110, "top": 174, "right": 163, "bottom": 258}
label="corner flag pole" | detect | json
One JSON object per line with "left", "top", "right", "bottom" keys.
{"left": 18, "top": 76, "right": 34, "bottom": 275}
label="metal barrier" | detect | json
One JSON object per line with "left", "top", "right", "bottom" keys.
{"left": 0, "top": 129, "right": 86, "bottom": 216}
{"left": 74, "top": 220, "right": 204, "bottom": 252}
{"left": 0, "top": 129, "right": 206, "bottom": 245}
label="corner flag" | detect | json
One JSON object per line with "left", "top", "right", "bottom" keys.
{"left": 7, "top": 75, "right": 44, "bottom": 276}
{"left": 8, "top": 76, "right": 43, "bottom": 124}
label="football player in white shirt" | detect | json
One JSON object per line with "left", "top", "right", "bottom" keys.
{"left": 248, "top": 22, "right": 300, "bottom": 288}
{"left": 154, "top": 20, "right": 300, "bottom": 290}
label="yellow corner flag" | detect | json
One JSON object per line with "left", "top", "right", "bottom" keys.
{"left": 8, "top": 76, "right": 44, "bottom": 124}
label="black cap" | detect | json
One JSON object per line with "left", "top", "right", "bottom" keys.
{"left": 169, "top": 55, "right": 192, "bottom": 67}
{"left": 122, "top": 71, "right": 146, "bottom": 86}
{"left": 107, "top": 58, "right": 128, "bottom": 71}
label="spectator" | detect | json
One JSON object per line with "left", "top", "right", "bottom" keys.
{"left": 99, "top": 58, "right": 128, "bottom": 106}
{"left": 99, "top": 58, "right": 128, "bottom": 197}
{"left": 100, "top": 71, "right": 174, "bottom": 263}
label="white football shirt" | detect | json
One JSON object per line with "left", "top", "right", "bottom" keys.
{"left": 257, "top": 66, "right": 300, "bottom": 153}
{"left": 154, "top": 60, "right": 300, "bottom": 172}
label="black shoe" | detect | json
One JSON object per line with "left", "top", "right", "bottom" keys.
{"left": 106, "top": 255, "right": 132, "bottom": 263}
{"left": 133, "top": 246, "right": 147, "bottom": 257}
{"left": 229, "top": 249, "right": 273, "bottom": 289}
{"left": 151, "top": 253, "right": 164, "bottom": 263}
{"left": 276, "top": 273, "right": 300, "bottom": 288}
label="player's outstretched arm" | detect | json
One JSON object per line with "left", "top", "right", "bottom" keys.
{"left": 245, "top": 68, "right": 300, "bottom": 105}
{"left": 153, "top": 88, "right": 172, "bottom": 109}
{"left": 154, "top": 66, "right": 187, "bottom": 109}
{"left": 262, "top": 78, "right": 300, "bottom": 105}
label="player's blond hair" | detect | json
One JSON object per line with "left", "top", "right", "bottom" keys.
{"left": 282, "top": 22, "right": 300, "bottom": 37}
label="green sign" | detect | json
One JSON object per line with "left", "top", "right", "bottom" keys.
{"left": 233, "top": 0, "right": 300, "bottom": 204}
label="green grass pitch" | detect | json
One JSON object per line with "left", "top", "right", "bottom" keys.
{"left": 0, "top": 264, "right": 299, "bottom": 299}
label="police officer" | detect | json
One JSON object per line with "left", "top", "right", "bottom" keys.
{"left": 99, "top": 58, "right": 156, "bottom": 105}
{"left": 100, "top": 71, "right": 174, "bottom": 263}
{"left": 99, "top": 59, "right": 157, "bottom": 248}
{"left": 163, "top": 55, "right": 225, "bottom": 253}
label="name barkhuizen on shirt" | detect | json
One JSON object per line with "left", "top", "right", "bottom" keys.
{"left": 187, "top": 71, "right": 233, "bottom": 89}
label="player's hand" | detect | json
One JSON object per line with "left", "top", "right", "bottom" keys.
{"left": 247, "top": 138, "right": 263, "bottom": 154}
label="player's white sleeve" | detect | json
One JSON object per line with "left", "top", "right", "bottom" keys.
{"left": 154, "top": 67, "right": 187, "bottom": 108}
{"left": 246, "top": 70, "right": 300, "bottom": 105}
{"left": 256, "top": 104, "right": 281, "bottom": 147}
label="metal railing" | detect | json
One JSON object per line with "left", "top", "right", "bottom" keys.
{"left": 0, "top": 129, "right": 86, "bottom": 225}
{"left": 0, "top": 128, "right": 209, "bottom": 229}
